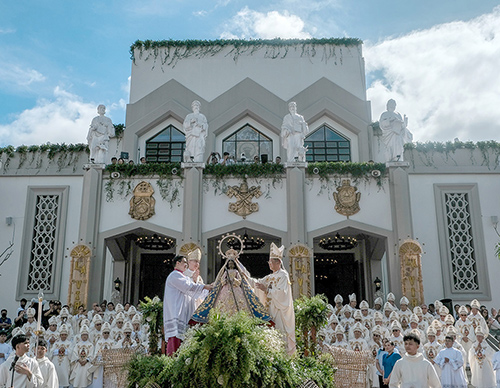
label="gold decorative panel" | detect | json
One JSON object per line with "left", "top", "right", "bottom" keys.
{"left": 289, "top": 244, "right": 312, "bottom": 298}
{"left": 129, "top": 181, "right": 155, "bottom": 220}
{"left": 67, "top": 245, "right": 91, "bottom": 314}
{"left": 399, "top": 239, "right": 424, "bottom": 308}
{"left": 333, "top": 179, "right": 361, "bottom": 217}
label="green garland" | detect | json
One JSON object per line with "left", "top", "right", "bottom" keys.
{"left": 126, "top": 312, "right": 336, "bottom": 388}
{"left": 404, "top": 140, "right": 500, "bottom": 169}
{"left": 138, "top": 296, "right": 163, "bottom": 356}
{"left": 0, "top": 143, "right": 89, "bottom": 171}
{"left": 104, "top": 163, "right": 183, "bottom": 206}
{"left": 307, "top": 161, "right": 387, "bottom": 185}
{"left": 130, "top": 37, "right": 362, "bottom": 67}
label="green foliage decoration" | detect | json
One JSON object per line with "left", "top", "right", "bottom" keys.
{"left": 127, "top": 312, "right": 336, "bottom": 388}
{"left": 294, "top": 294, "right": 330, "bottom": 356}
{"left": 104, "top": 163, "right": 183, "bottom": 206}
{"left": 114, "top": 124, "right": 125, "bottom": 138}
{"left": 138, "top": 296, "right": 163, "bottom": 356}
{"left": 307, "top": 161, "right": 387, "bottom": 187}
{"left": 0, "top": 143, "right": 89, "bottom": 172}
{"left": 130, "top": 37, "right": 363, "bottom": 68}
{"left": 404, "top": 140, "right": 500, "bottom": 169}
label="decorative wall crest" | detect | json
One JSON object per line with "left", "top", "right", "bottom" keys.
{"left": 399, "top": 239, "right": 424, "bottom": 308}
{"left": 288, "top": 244, "right": 312, "bottom": 298}
{"left": 129, "top": 181, "right": 155, "bottom": 220}
{"left": 333, "top": 179, "right": 361, "bottom": 216}
{"left": 67, "top": 245, "right": 91, "bottom": 314}
{"left": 226, "top": 179, "right": 262, "bottom": 219}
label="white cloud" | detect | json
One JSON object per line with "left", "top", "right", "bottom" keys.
{"left": 221, "top": 7, "right": 311, "bottom": 39}
{"left": 366, "top": 7, "right": 500, "bottom": 142}
{"left": 0, "top": 63, "right": 45, "bottom": 89}
{"left": 0, "top": 28, "right": 15, "bottom": 34}
{"left": 0, "top": 87, "right": 99, "bottom": 146}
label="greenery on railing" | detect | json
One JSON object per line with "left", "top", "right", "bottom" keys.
{"left": 130, "top": 37, "right": 362, "bottom": 67}
{"left": 104, "top": 163, "right": 182, "bottom": 206}
{"left": 127, "top": 312, "right": 336, "bottom": 388}
{"left": 0, "top": 143, "right": 89, "bottom": 171}
{"left": 404, "top": 140, "right": 500, "bottom": 169}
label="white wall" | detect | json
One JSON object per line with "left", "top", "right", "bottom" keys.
{"left": 99, "top": 177, "right": 184, "bottom": 234}
{"left": 409, "top": 173, "right": 500, "bottom": 307}
{"left": 202, "top": 177, "right": 287, "bottom": 233}
{"left": 0, "top": 176, "right": 83, "bottom": 313}
{"left": 130, "top": 44, "right": 366, "bottom": 104}
{"left": 305, "top": 176, "right": 392, "bottom": 232}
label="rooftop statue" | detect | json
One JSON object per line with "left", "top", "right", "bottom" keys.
{"left": 87, "top": 105, "right": 115, "bottom": 164}
{"left": 281, "top": 102, "right": 309, "bottom": 162}
{"left": 183, "top": 100, "right": 208, "bottom": 163}
{"left": 379, "top": 99, "right": 413, "bottom": 162}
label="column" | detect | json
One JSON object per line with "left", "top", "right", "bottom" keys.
{"left": 387, "top": 161, "right": 413, "bottom": 299}
{"left": 79, "top": 165, "right": 104, "bottom": 306}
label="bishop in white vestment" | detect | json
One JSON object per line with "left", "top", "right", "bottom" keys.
{"left": 469, "top": 328, "right": 496, "bottom": 388}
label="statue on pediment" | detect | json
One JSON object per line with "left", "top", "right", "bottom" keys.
{"left": 379, "top": 99, "right": 413, "bottom": 162}
{"left": 87, "top": 105, "right": 115, "bottom": 164}
{"left": 281, "top": 102, "right": 309, "bottom": 162}
{"left": 183, "top": 100, "right": 208, "bottom": 162}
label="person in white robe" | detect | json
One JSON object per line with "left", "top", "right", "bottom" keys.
{"left": 163, "top": 255, "right": 212, "bottom": 356}
{"left": 69, "top": 326, "right": 94, "bottom": 388}
{"left": 36, "top": 339, "right": 59, "bottom": 388}
{"left": 349, "top": 322, "right": 369, "bottom": 352}
{"left": 434, "top": 336, "right": 467, "bottom": 388}
{"left": 50, "top": 324, "right": 72, "bottom": 388}
{"left": 0, "top": 334, "right": 44, "bottom": 388}
{"left": 492, "top": 350, "right": 500, "bottom": 388}
{"left": 389, "top": 333, "right": 441, "bottom": 388}
{"left": 255, "top": 243, "right": 296, "bottom": 355}
{"left": 469, "top": 327, "right": 496, "bottom": 388}
{"left": 331, "top": 325, "right": 349, "bottom": 350}
{"left": 183, "top": 248, "right": 209, "bottom": 310}
{"left": 90, "top": 323, "right": 114, "bottom": 388}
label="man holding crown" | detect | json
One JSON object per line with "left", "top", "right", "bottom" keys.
{"left": 256, "top": 243, "right": 296, "bottom": 355}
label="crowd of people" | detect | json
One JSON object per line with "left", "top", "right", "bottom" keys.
{"left": 0, "top": 300, "right": 149, "bottom": 388}
{"left": 317, "top": 293, "right": 500, "bottom": 388}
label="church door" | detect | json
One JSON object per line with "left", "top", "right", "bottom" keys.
{"left": 139, "top": 253, "right": 175, "bottom": 301}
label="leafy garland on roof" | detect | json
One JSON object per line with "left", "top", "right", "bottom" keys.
{"left": 404, "top": 140, "right": 500, "bottom": 169}
{"left": 0, "top": 143, "right": 89, "bottom": 171}
{"left": 130, "top": 37, "right": 363, "bottom": 67}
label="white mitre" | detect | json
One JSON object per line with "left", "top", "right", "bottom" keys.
{"left": 187, "top": 248, "right": 202, "bottom": 262}
{"left": 270, "top": 242, "right": 285, "bottom": 260}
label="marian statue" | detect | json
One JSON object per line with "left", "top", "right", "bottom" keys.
{"left": 87, "top": 105, "right": 115, "bottom": 164}
{"left": 379, "top": 99, "right": 413, "bottom": 162}
{"left": 190, "top": 236, "right": 272, "bottom": 325}
{"left": 281, "top": 102, "right": 309, "bottom": 162}
{"left": 183, "top": 100, "right": 208, "bottom": 163}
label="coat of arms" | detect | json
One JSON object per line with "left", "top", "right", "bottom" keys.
{"left": 129, "top": 181, "right": 155, "bottom": 220}
{"left": 333, "top": 179, "right": 361, "bottom": 216}
{"left": 226, "top": 179, "right": 262, "bottom": 219}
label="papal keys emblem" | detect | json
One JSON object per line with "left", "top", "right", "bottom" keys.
{"left": 333, "top": 179, "right": 361, "bottom": 217}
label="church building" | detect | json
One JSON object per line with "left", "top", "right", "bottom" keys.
{"left": 0, "top": 38, "right": 499, "bottom": 313}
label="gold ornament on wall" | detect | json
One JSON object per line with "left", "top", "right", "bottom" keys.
{"left": 333, "top": 179, "right": 361, "bottom": 217}
{"left": 226, "top": 179, "right": 262, "bottom": 219}
{"left": 67, "top": 245, "right": 91, "bottom": 314}
{"left": 399, "top": 239, "right": 424, "bottom": 308}
{"left": 288, "top": 244, "right": 312, "bottom": 298}
{"left": 129, "top": 181, "right": 155, "bottom": 220}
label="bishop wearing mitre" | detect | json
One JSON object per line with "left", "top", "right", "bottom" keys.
{"left": 255, "top": 243, "right": 296, "bottom": 355}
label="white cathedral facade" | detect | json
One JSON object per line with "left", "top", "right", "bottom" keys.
{"left": 0, "top": 38, "right": 499, "bottom": 314}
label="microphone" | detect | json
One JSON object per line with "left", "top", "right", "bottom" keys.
{"left": 9, "top": 355, "right": 19, "bottom": 371}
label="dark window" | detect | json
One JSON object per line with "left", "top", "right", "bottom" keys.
{"left": 145, "top": 125, "right": 185, "bottom": 163}
{"left": 223, "top": 125, "right": 272, "bottom": 161}
{"left": 304, "top": 125, "right": 351, "bottom": 162}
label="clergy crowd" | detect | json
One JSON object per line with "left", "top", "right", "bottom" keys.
{"left": 0, "top": 301, "right": 149, "bottom": 388}
{"left": 317, "top": 292, "right": 500, "bottom": 388}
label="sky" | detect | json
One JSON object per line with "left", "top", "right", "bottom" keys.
{"left": 0, "top": 0, "right": 499, "bottom": 147}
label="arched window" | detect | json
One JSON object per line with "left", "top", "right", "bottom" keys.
{"left": 223, "top": 125, "right": 272, "bottom": 162}
{"left": 145, "top": 125, "right": 185, "bottom": 163}
{"left": 304, "top": 125, "right": 351, "bottom": 162}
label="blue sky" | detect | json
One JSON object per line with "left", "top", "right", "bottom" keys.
{"left": 1, "top": 0, "right": 499, "bottom": 146}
